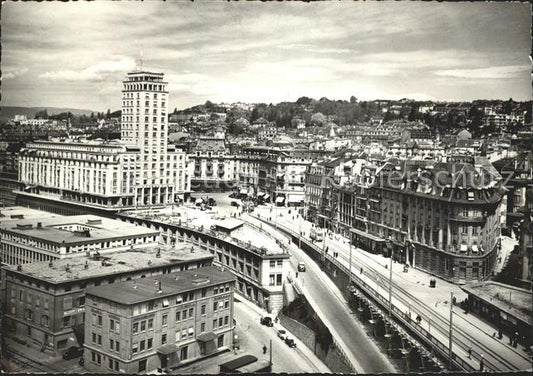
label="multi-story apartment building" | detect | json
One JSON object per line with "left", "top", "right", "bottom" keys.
{"left": 332, "top": 157, "right": 505, "bottom": 283}
{"left": 189, "top": 137, "right": 239, "bottom": 191}
{"left": 83, "top": 266, "right": 236, "bottom": 373}
{"left": 0, "top": 214, "right": 159, "bottom": 266}
{"left": 2, "top": 244, "right": 213, "bottom": 356}
{"left": 17, "top": 70, "right": 190, "bottom": 210}
{"left": 120, "top": 209, "right": 291, "bottom": 314}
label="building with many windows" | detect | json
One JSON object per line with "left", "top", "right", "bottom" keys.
{"left": 0, "top": 213, "right": 159, "bottom": 266}
{"left": 2, "top": 244, "right": 213, "bottom": 357}
{"left": 17, "top": 70, "right": 190, "bottom": 210}
{"left": 83, "top": 266, "right": 236, "bottom": 373}
{"left": 331, "top": 157, "right": 506, "bottom": 283}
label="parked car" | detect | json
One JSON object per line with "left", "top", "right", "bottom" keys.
{"left": 284, "top": 337, "right": 297, "bottom": 348}
{"left": 277, "top": 329, "right": 287, "bottom": 340}
{"left": 79, "top": 357, "right": 85, "bottom": 366}
{"left": 297, "top": 262, "right": 306, "bottom": 272}
{"left": 208, "top": 198, "right": 217, "bottom": 206}
{"left": 260, "top": 316, "right": 273, "bottom": 327}
{"left": 231, "top": 201, "right": 239, "bottom": 207}
{"left": 63, "top": 346, "right": 84, "bottom": 360}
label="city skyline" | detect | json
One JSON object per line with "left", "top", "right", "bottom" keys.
{"left": 1, "top": 1, "right": 531, "bottom": 112}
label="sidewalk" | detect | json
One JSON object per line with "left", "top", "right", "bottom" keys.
{"left": 254, "top": 206, "right": 533, "bottom": 371}
{"left": 233, "top": 292, "right": 331, "bottom": 373}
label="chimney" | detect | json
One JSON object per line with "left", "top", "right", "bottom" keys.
{"left": 157, "top": 281, "right": 162, "bottom": 294}
{"left": 156, "top": 249, "right": 161, "bottom": 258}
{"left": 190, "top": 246, "right": 194, "bottom": 253}
{"left": 66, "top": 264, "right": 71, "bottom": 273}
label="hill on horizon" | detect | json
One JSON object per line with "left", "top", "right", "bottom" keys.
{"left": 0, "top": 106, "right": 97, "bottom": 122}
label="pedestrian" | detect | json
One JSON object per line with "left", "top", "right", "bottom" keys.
{"left": 497, "top": 330, "right": 502, "bottom": 340}
{"left": 492, "top": 332, "right": 496, "bottom": 338}
{"left": 263, "top": 345, "right": 267, "bottom": 354}
{"left": 360, "top": 267, "right": 363, "bottom": 274}
{"left": 296, "top": 272, "right": 299, "bottom": 279}
{"left": 467, "top": 346, "right": 472, "bottom": 359}
{"left": 479, "top": 354, "right": 484, "bottom": 371}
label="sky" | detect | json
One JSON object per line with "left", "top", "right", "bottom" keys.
{"left": 1, "top": 1, "right": 531, "bottom": 112}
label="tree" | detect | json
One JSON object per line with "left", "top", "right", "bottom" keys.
{"left": 310, "top": 112, "right": 326, "bottom": 127}
{"left": 503, "top": 98, "right": 514, "bottom": 115}
{"left": 106, "top": 109, "right": 111, "bottom": 119}
{"left": 350, "top": 96, "right": 358, "bottom": 104}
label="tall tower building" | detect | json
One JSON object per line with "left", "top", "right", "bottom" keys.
{"left": 18, "top": 68, "right": 190, "bottom": 210}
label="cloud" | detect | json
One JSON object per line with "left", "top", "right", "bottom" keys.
{"left": 2, "top": 67, "right": 28, "bottom": 80}
{"left": 434, "top": 65, "right": 530, "bottom": 79}
{"left": 39, "top": 57, "right": 136, "bottom": 81}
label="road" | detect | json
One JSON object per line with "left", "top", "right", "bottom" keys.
{"left": 256, "top": 205, "right": 533, "bottom": 372}
{"left": 177, "top": 298, "right": 329, "bottom": 374}
{"left": 244, "top": 213, "right": 398, "bottom": 374}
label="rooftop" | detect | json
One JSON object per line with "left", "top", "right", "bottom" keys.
{"left": 1, "top": 214, "right": 159, "bottom": 246}
{"left": 0, "top": 206, "right": 64, "bottom": 221}
{"left": 85, "top": 266, "right": 235, "bottom": 305}
{"left": 4, "top": 243, "right": 213, "bottom": 284}
{"left": 125, "top": 206, "right": 287, "bottom": 256}
{"left": 461, "top": 281, "right": 532, "bottom": 325}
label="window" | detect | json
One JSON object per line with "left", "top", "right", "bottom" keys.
{"left": 110, "top": 339, "right": 114, "bottom": 351}
{"left": 64, "top": 297, "right": 73, "bottom": 310}
{"left": 213, "top": 302, "right": 217, "bottom": 312}
{"left": 201, "top": 288, "right": 206, "bottom": 298}
{"left": 62, "top": 316, "right": 70, "bottom": 328}
{"left": 140, "top": 340, "right": 145, "bottom": 352}
{"left": 175, "top": 311, "right": 181, "bottom": 322}
{"left": 217, "top": 334, "right": 224, "bottom": 348}
{"left": 97, "top": 314, "right": 102, "bottom": 326}
{"left": 201, "top": 305, "right": 206, "bottom": 315}
{"left": 132, "top": 342, "right": 138, "bottom": 354}
{"left": 175, "top": 331, "right": 180, "bottom": 342}
{"left": 147, "top": 318, "right": 153, "bottom": 329}
{"left": 219, "top": 317, "right": 223, "bottom": 327}
{"left": 92, "top": 333, "right": 97, "bottom": 344}
{"left": 147, "top": 338, "right": 153, "bottom": 350}
{"left": 98, "top": 335, "right": 102, "bottom": 346}
{"left": 116, "top": 341, "right": 120, "bottom": 352}
{"left": 188, "top": 326, "right": 194, "bottom": 337}
{"left": 200, "top": 322, "right": 206, "bottom": 332}
{"left": 140, "top": 320, "right": 146, "bottom": 331}
{"left": 109, "top": 358, "right": 114, "bottom": 369}
{"left": 213, "top": 319, "right": 217, "bottom": 329}
{"left": 161, "top": 333, "right": 167, "bottom": 344}
{"left": 224, "top": 316, "right": 229, "bottom": 325}
{"left": 110, "top": 319, "right": 115, "bottom": 332}
{"left": 180, "top": 346, "right": 188, "bottom": 360}
{"left": 162, "top": 314, "right": 168, "bottom": 326}
{"left": 188, "top": 308, "right": 193, "bottom": 317}
{"left": 224, "top": 300, "right": 229, "bottom": 309}
{"left": 138, "top": 359, "right": 147, "bottom": 373}
{"left": 133, "top": 322, "right": 139, "bottom": 333}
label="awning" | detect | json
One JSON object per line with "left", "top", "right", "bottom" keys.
{"left": 195, "top": 198, "right": 203, "bottom": 204}
{"left": 471, "top": 245, "right": 479, "bottom": 253}
{"left": 288, "top": 195, "right": 303, "bottom": 203}
{"left": 276, "top": 197, "right": 285, "bottom": 204}
{"left": 157, "top": 344, "right": 178, "bottom": 355}
{"left": 264, "top": 194, "right": 270, "bottom": 200}
{"left": 239, "top": 188, "right": 248, "bottom": 194}
{"left": 197, "top": 332, "right": 217, "bottom": 342}
{"left": 257, "top": 192, "right": 265, "bottom": 197}
{"left": 276, "top": 173, "right": 285, "bottom": 178}
{"left": 460, "top": 244, "right": 468, "bottom": 252}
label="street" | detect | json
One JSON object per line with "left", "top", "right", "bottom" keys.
{"left": 255, "top": 205, "right": 532, "bottom": 372}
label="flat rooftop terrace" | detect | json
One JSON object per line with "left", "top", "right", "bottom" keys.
{"left": 1, "top": 214, "right": 159, "bottom": 245}
{"left": 0, "top": 206, "right": 65, "bottom": 221}
{"left": 125, "top": 206, "right": 286, "bottom": 256}
{"left": 4, "top": 243, "right": 213, "bottom": 284}
{"left": 85, "top": 266, "right": 235, "bottom": 305}
{"left": 461, "top": 281, "right": 532, "bottom": 325}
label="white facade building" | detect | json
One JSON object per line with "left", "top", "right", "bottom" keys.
{"left": 18, "top": 70, "right": 190, "bottom": 208}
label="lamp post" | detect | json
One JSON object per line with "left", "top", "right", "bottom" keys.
{"left": 387, "top": 237, "right": 393, "bottom": 317}
{"left": 348, "top": 230, "right": 353, "bottom": 287}
{"left": 449, "top": 291, "right": 454, "bottom": 369}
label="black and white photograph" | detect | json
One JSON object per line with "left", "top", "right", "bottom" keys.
{"left": 0, "top": 1, "right": 531, "bottom": 374}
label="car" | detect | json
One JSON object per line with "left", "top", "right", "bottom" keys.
{"left": 260, "top": 316, "right": 273, "bottom": 327}
{"left": 297, "top": 262, "right": 306, "bottom": 272}
{"left": 277, "top": 329, "right": 287, "bottom": 340}
{"left": 62, "top": 346, "right": 84, "bottom": 360}
{"left": 231, "top": 201, "right": 239, "bottom": 207}
{"left": 284, "top": 337, "right": 297, "bottom": 348}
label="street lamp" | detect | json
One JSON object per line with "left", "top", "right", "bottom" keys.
{"left": 449, "top": 291, "right": 454, "bottom": 369}
{"left": 387, "top": 236, "right": 393, "bottom": 317}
